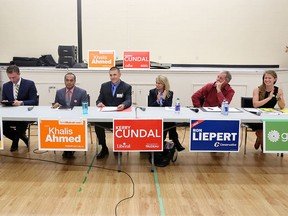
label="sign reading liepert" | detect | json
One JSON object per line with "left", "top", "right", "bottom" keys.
{"left": 39, "top": 119, "right": 87, "bottom": 151}
{"left": 190, "top": 119, "right": 240, "bottom": 152}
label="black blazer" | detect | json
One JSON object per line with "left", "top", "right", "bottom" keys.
{"left": 2, "top": 78, "right": 38, "bottom": 105}
{"left": 148, "top": 88, "right": 173, "bottom": 107}
{"left": 96, "top": 80, "right": 132, "bottom": 108}
{"left": 54, "top": 86, "right": 88, "bottom": 107}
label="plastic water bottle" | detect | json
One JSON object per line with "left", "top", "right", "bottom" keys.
{"left": 175, "top": 98, "right": 180, "bottom": 113}
{"left": 221, "top": 99, "right": 229, "bottom": 115}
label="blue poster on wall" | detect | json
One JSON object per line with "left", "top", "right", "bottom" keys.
{"left": 190, "top": 119, "right": 240, "bottom": 152}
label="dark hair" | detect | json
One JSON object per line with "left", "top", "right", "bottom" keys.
{"left": 110, "top": 66, "right": 120, "bottom": 73}
{"left": 64, "top": 72, "right": 76, "bottom": 81}
{"left": 6, "top": 65, "right": 20, "bottom": 74}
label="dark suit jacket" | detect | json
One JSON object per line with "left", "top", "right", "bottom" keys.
{"left": 148, "top": 88, "right": 173, "bottom": 107}
{"left": 54, "top": 86, "right": 88, "bottom": 106}
{"left": 96, "top": 80, "right": 132, "bottom": 108}
{"left": 2, "top": 78, "right": 38, "bottom": 105}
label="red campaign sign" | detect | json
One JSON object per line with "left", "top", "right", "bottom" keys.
{"left": 113, "top": 119, "right": 163, "bottom": 152}
{"left": 123, "top": 51, "right": 150, "bottom": 69}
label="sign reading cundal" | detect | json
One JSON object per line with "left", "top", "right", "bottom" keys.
{"left": 113, "top": 119, "right": 163, "bottom": 152}
{"left": 123, "top": 51, "right": 150, "bottom": 69}
{"left": 263, "top": 120, "right": 288, "bottom": 153}
{"left": 88, "top": 50, "right": 115, "bottom": 69}
{"left": 38, "top": 119, "right": 87, "bottom": 151}
{"left": 190, "top": 119, "right": 240, "bottom": 152}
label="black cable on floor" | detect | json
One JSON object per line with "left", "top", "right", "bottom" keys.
{"left": 0, "top": 153, "right": 135, "bottom": 216}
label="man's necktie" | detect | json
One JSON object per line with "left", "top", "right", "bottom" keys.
{"left": 15, "top": 84, "right": 19, "bottom": 100}
{"left": 66, "top": 90, "right": 71, "bottom": 106}
{"left": 112, "top": 85, "right": 116, "bottom": 97}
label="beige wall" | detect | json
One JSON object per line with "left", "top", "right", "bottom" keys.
{"left": 1, "top": 0, "right": 288, "bottom": 66}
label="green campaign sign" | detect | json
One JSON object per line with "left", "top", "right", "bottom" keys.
{"left": 263, "top": 120, "right": 288, "bottom": 153}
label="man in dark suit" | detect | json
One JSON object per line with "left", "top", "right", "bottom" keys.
{"left": 95, "top": 66, "right": 132, "bottom": 159}
{"left": 52, "top": 72, "right": 88, "bottom": 158}
{"left": 2, "top": 65, "right": 38, "bottom": 152}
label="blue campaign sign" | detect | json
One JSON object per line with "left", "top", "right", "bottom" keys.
{"left": 190, "top": 119, "right": 240, "bottom": 152}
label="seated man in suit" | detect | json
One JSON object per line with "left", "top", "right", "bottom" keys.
{"left": 191, "top": 70, "right": 235, "bottom": 107}
{"left": 52, "top": 72, "right": 88, "bottom": 158}
{"left": 95, "top": 66, "right": 132, "bottom": 159}
{"left": 2, "top": 65, "right": 38, "bottom": 152}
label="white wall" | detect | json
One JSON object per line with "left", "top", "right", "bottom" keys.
{"left": 1, "top": 0, "right": 288, "bottom": 66}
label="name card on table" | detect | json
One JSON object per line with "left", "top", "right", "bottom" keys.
{"left": 263, "top": 119, "right": 288, "bottom": 153}
{"left": 190, "top": 119, "right": 240, "bottom": 152}
{"left": 123, "top": 51, "right": 150, "bottom": 69}
{"left": 88, "top": 50, "right": 115, "bottom": 69}
{"left": 38, "top": 118, "right": 87, "bottom": 151}
{"left": 113, "top": 119, "right": 163, "bottom": 152}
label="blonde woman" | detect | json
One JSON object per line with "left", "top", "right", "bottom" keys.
{"left": 148, "top": 75, "right": 185, "bottom": 151}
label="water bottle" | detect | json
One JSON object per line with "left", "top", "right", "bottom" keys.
{"left": 221, "top": 99, "right": 229, "bottom": 115}
{"left": 82, "top": 102, "right": 88, "bottom": 114}
{"left": 175, "top": 98, "right": 180, "bottom": 113}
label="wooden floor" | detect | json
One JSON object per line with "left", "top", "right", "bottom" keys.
{"left": 0, "top": 126, "right": 288, "bottom": 216}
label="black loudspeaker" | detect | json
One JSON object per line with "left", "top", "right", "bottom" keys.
{"left": 58, "top": 57, "right": 77, "bottom": 68}
{"left": 58, "top": 45, "right": 77, "bottom": 67}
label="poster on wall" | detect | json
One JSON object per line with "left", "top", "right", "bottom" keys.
{"left": 123, "top": 51, "right": 150, "bottom": 69}
{"left": 38, "top": 118, "right": 87, "bottom": 151}
{"left": 88, "top": 50, "right": 115, "bottom": 69}
{"left": 190, "top": 119, "right": 240, "bottom": 152}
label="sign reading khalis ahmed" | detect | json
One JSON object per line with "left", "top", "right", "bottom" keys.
{"left": 39, "top": 119, "right": 87, "bottom": 151}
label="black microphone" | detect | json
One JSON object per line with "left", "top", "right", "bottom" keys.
{"left": 136, "top": 106, "right": 146, "bottom": 111}
{"left": 27, "top": 106, "right": 34, "bottom": 111}
{"left": 190, "top": 107, "right": 199, "bottom": 113}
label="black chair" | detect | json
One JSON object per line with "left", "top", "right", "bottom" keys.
{"left": 27, "top": 95, "right": 40, "bottom": 151}
{"left": 87, "top": 94, "right": 93, "bottom": 145}
{"left": 241, "top": 97, "right": 254, "bottom": 154}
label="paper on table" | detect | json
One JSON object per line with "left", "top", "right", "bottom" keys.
{"left": 243, "top": 108, "right": 260, "bottom": 113}
{"left": 98, "top": 106, "right": 133, "bottom": 112}
{"left": 202, "top": 107, "right": 221, "bottom": 112}
{"left": 98, "top": 106, "right": 118, "bottom": 112}
{"left": 228, "top": 107, "right": 242, "bottom": 112}
{"left": 165, "top": 107, "right": 175, "bottom": 111}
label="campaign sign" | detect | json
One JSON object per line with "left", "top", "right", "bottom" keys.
{"left": 190, "top": 119, "right": 240, "bottom": 152}
{"left": 39, "top": 118, "right": 87, "bottom": 151}
{"left": 88, "top": 50, "right": 115, "bottom": 69}
{"left": 123, "top": 51, "right": 150, "bottom": 69}
{"left": 113, "top": 119, "right": 163, "bottom": 152}
{"left": 263, "top": 120, "right": 288, "bottom": 153}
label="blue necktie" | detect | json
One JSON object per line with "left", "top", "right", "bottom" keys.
{"left": 112, "top": 85, "right": 116, "bottom": 97}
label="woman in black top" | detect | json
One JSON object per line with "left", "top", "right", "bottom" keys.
{"left": 252, "top": 70, "right": 285, "bottom": 150}
{"left": 148, "top": 75, "right": 185, "bottom": 151}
